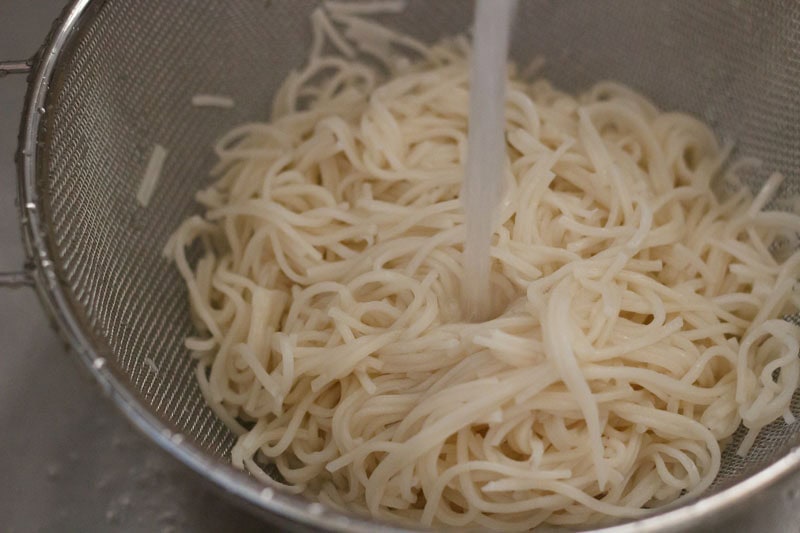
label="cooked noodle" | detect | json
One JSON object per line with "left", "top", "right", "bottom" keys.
{"left": 137, "top": 144, "right": 167, "bottom": 207}
{"left": 191, "top": 94, "right": 236, "bottom": 108}
{"left": 165, "top": 3, "right": 800, "bottom": 530}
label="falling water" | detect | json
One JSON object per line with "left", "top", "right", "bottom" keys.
{"left": 461, "top": 0, "right": 517, "bottom": 321}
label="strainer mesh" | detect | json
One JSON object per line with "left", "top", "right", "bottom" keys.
{"left": 35, "top": 0, "right": 800, "bottom": 520}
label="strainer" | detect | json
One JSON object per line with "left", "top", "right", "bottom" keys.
{"left": 2, "top": 0, "right": 800, "bottom": 531}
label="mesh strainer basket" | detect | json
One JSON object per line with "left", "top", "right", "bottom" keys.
{"left": 2, "top": 0, "right": 800, "bottom": 530}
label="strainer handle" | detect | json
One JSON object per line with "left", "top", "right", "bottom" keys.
{"left": 0, "top": 271, "right": 34, "bottom": 288}
{"left": 0, "top": 59, "right": 32, "bottom": 76}
{"left": 1, "top": 59, "right": 35, "bottom": 289}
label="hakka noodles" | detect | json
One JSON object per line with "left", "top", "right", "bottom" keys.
{"left": 164, "top": 2, "right": 800, "bottom": 530}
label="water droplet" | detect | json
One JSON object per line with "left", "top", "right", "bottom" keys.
{"left": 308, "top": 503, "right": 325, "bottom": 515}
{"left": 25, "top": 202, "right": 36, "bottom": 210}
{"left": 170, "top": 433, "right": 185, "bottom": 445}
{"left": 93, "top": 358, "right": 106, "bottom": 369}
{"left": 46, "top": 463, "right": 61, "bottom": 478}
{"left": 259, "top": 487, "right": 274, "bottom": 501}
{"left": 37, "top": 107, "right": 46, "bottom": 114}
{"left": 145, "top": 357, "right": 159, "bottom": 374}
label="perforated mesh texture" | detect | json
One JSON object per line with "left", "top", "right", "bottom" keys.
{"left": 35, "top": 0, "right": 800, "bottom": 527}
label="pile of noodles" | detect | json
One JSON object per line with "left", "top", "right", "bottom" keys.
{"left": 165, "top": 2, "right": 800, "bottom": 529}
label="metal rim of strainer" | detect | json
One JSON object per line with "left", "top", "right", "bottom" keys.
{"left": 9, "top": 0, "right": 800, "bottom": 531}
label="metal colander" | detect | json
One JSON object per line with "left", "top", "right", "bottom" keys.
{"left": 3, "top": 0, "right": 800, "bottom": 530}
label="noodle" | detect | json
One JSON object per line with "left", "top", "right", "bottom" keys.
{"left": 165, "top": 3, "right": 800, "bottom": 530}
{"left": 191, "top": 94, "right": 236, "bottom": 108}
{"left": 137, "top": 144, "right": 167, "bottom": 207}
